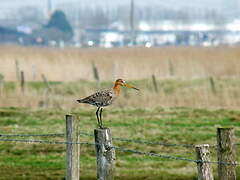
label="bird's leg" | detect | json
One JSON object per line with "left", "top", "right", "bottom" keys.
{"left": 96, "top": 107, "right": 101, "bottom": 128}
{"left": 99, "top": 108, "right": 103, "bottom": 128}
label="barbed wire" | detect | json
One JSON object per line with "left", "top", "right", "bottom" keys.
{"left": 0, "top": 132, "right": 194, "bottom": 147}
{"left": 79, "top": 132, "right": 195, "bottom": 148}
{"left": 0, "top": 132, "right": 239, "bottom": 148}
{"left": 0, "top": 132, "right": 198, "bottom": 148}
{"left": 0, "top": 138, "right": 239, "bottom": 166}
{"left": 113, "top": 137, "right": 195, "bottom": 148}
{"left": 78, "top": 132, "right": 240, "bottom": 148}
{"left": 80, "top": 132, "right": 240, "bottom": 148}
{"left": 113, "top": 146, "right": 239, "bottom": 166}
{"left": 0, "top": 138, "right": 92, "bottom": 145}
{"left": 0, "top": 133, "right": 64, "bottom": 137}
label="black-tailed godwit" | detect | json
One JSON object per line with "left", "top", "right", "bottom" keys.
{"left": 77, "top": 79, "right": 139, "bottom": 128}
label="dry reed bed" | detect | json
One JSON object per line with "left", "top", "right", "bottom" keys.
{"left": 1, "top": 45, "right": 240, "bottom": 109}
{"left": 0, "top": 45, "right": 240, "bottom": 81}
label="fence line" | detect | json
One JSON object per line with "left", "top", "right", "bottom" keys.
{"left": 1, "top": 115, "right": 239, "bottom": 179}
{"left": 78, "top": 131, "right": 240, "bottom": 148}
{"left": 0, "top": 133, "right": 64, "bottom": 137}
{"left": 0, "top": 138, "right": 239, "bottom": 166}
{"left": 1, "top": 132, "right": 239, "bottom": 148}
{"left": 0, "top": 133, "right": 197, "bottom": 148}
{"left": 0, "top": 138, "right": 94, "bottom": 145}
{"left": 78, "top": 132, "right": 196, "bottom": 148}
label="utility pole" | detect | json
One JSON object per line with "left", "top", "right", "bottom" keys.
{"left": 47, "top": 0, "right": 52, "bottom": 18}
{"left": 74, "top": 8, "right": 81, "bottom": 46}
{"left": 130, "top": 0, "right": 135, "bottom": 45}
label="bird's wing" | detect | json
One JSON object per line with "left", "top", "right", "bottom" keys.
{"left": 78, "top": 89, "right": 113, "bottom": 107}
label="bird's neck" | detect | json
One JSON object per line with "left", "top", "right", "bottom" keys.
{"left": 113, "top": 84, "right": 121, "bottom": 96}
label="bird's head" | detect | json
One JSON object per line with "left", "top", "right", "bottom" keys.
{"left": 115, "top": 79, "right": 140, "bottom": 91}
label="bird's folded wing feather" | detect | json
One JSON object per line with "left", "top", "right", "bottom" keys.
{"left": 78, "top": 89, "right": 113, "bottom": 106}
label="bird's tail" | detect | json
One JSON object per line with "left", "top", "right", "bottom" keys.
{"left": 77, "top": 99, "right": 84, "bottom": 103}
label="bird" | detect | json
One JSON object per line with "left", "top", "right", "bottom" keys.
{"left": 77, "top": 79, "right": 139, "bottom": 128}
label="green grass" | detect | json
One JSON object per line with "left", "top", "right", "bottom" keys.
{"left": 0, "top": 107, "right": 239, "bottom": 179}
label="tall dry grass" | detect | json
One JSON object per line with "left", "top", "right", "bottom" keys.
{"left": 1, "top": 45, "right": 240, "bottom": 81}
{"left": 1, "top": 45, "right": 240, "bottom": 109}
{"left": 1, "top": 78, "right": 240, "bottom": 110}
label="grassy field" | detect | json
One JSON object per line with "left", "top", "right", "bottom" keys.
{"left": 0, "top": 107, "right": 239, "bottom": 180}
{"left": 0, "top": 46, "right": 240, "bottom": 179}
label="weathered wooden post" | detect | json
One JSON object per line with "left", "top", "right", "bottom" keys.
{"left": 20, "top": 71, "right": 25, "bottom": 94}
{"left": 66, "top": 115, "right": 80, "bottom": 180}
{"left": 0, "top": 74, "right": 4, "bottom": 96}
{"left": 112, "top": 61, "right": 117, "bottom": 80}
{"left": 32, "top": 64, "right": 36, "bottom": 81}
{"left": 92, "top": 62, "right": 100, "bottom": 88}
{"left": 94, "top": 128, "right": 115, "bottom": 180}
{"left": 168, "top": 59, "right": 174, "bottom": 77}
{"left": 195, "top": 144, "right": 214, "bottom": 180}
{"left": 151, "top": 74, "right": 159, "bottom": 93}
{"left": 15, "top": 60, "right": 20, "bottom": 81}
{"left": 209, "top": 77, "right": 216, "bottom": 94}
{"left": 217, "top": 128, "right": 236, "bottom": 180}
{"left": 41, "top": 74, "right": 52, "bottom": 92}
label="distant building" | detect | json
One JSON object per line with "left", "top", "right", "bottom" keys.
{"left": 0, "top": 26, "right": 34, "bottom": 45}
{"left": 1, "top": 16, "right": 240, "bottom": 47}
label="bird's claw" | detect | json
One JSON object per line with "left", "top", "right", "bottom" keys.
{"left": 99, "top": 125, "right": 104, "bottom": 129}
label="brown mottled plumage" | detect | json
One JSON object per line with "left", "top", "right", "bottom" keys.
{"left": 77, "top": 89, "right": 116, "bottom": 107}
{"left": 77, "top": 79, "right": 139, "bottom": 128}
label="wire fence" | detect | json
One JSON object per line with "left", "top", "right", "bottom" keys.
{"left": 0, "top": 133, "right": 64, "bottom": 137}
{"left": 1, "top": 131, "right": 239, "bottom": 148}
{"left": 0, "top": 134, "right": 239, "bottom": 166}
{"left": 79, "top": 132, "right": 196, "bottom": 148}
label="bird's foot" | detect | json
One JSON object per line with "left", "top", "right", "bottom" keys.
{"left": 98, "top": 124, "right": 106, "bottom": 129}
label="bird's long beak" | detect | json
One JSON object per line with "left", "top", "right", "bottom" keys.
{"left": 124, "top": 83, "right": 140, "bottom": 91}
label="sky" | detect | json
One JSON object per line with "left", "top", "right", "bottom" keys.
{"left": 0, "top": 0, "right": 239, "bottom": 17}
{"left": 0, "top": 0, "right": 234, "bottom": 10}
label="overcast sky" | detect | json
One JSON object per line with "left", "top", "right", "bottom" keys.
{"left": 0, "top": 0, "right": 233, "bottom": 10}
{"left": 0, "top": 0, "right": 239, "bottom": 17}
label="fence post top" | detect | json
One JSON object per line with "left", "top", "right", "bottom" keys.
{"left": 195, "top": 144, "right": 209, "bottom": 148}
{"left": 94, "top": 128, "right": 110, "bottom": 131}
{"left": 217, "top": 127, "right": 234, "bottom": 131}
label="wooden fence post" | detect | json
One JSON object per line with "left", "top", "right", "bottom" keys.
{"left": 112, "top": 61, "right": 117, "bottom": 80}
{"left": 20, "top": 71, "right": 25, "bottom": 94}
{"left": 41, "top": 74, "right": 52, "bottom": 92}
{"left": 168, "top": 59, "right": 174, "bottom": 77}
{"left": 195, "top": 144, "right": 214, "bottom": 180}
{"left": 66, "top": 115, "right": 80, "bottom": 180}
{"left": 32, "top": 64, "right": 36, "bottom": 81}
{"left": 0, "top": 74, "right": 4, "bottom": 96}
{"left": 151, "top": 74, "right": 159, "bottom": 93}
{"left": 217, "top": 128, "right": 236, "bottom": 180}
{"left": 92, "top": 62, "right": 100, "bottom": 88}
{"left": 15, "top": 60, "right": 20, "bottom": 81}
{"left": 209, "top": 77, "right": 216, "bottom": 94}
{"left": 94, "top": 128, "right": 115, "bottom": 180}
